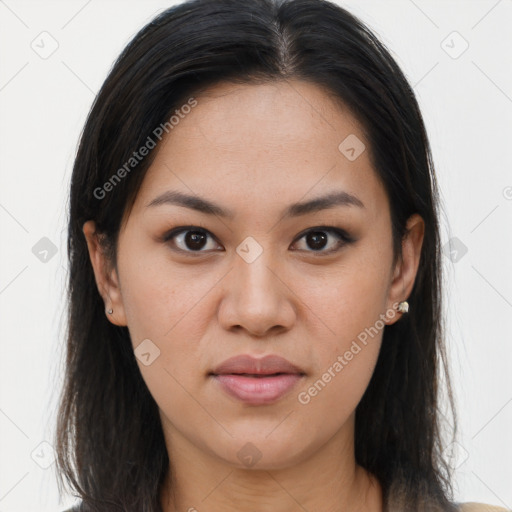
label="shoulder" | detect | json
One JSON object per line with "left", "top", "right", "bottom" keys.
{"left": 458, "top": 502, "right": 510, "bottom": 512}
{"left": 61, "top": 506, "right": 81, "bottom": 512}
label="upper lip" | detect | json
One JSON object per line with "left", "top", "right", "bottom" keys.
{"left": 210, "top": 354, "right": 306, "bottom": 376}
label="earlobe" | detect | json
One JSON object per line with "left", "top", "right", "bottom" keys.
{"left": 385, "top": 213, "right": 425, "bottom": 325}
{"left": 82, "top": 220, "right": 127, "bottom": 327}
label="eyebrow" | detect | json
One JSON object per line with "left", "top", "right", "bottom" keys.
{"left": 146, "top": 189, "right": 365, "bottom": 219}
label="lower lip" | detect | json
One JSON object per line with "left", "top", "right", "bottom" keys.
{"left": 212, "top": 373, "right": 303, "bottom": 405}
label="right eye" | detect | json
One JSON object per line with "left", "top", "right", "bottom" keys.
{"left": 163, "top": 226, "right": 223, "bottom": 254}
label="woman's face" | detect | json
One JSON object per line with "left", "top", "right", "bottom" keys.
{"left": 85, "top": 80, "right": 423, "bottom": 471}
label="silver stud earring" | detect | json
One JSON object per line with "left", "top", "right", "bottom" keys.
{"left": 107, "top": 308, "right": 113, "bottom": 314}
{"left": 397, "top": 300, "right": 409, "bottom": 314}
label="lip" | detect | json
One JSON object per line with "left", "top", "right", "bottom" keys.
{"left": 211, "top": 354, "right": 305, "bottom": 376}
{"left": 210, "top": 354, "right": 306, "bottom": 405}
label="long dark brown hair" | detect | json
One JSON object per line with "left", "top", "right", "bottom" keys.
{"left": 55, "top": 0, "right": 458, "bottom": 510}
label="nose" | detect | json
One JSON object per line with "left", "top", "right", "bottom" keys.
{"left": 217, "top": 248, "right": 297, "bottom": 338}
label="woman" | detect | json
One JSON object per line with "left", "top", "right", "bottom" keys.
{"left": 55, "top": 0, "right": 508, "bottom": 511}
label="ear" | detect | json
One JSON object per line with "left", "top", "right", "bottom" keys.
{"left": 385, "top": 213, "right": 425, "bottom": 325}
{"left": 82, "top": 220, "right": 127, "bottom": 327}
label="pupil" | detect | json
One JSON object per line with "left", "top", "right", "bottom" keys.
{"left": 186, "top": 231, "right": 207, "bottom": 250}
{"left": 307, "top": 231, "right": 327, "bottom": 250}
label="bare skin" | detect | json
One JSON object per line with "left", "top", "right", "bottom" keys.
{"left": 84, "top": 79, "right": 424, "bottom": 512}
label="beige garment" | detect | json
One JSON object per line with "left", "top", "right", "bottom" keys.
{"left": 458, "top": 502, "right": 510, "bottom": 512}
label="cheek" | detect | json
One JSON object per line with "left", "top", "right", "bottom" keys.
{"left": 119, "top": 258, "right": 211, "bottom": 426}
{"left": 295, "top": 283, "right": 385, "bottom": 433}
{"left": 119, "top": 248, "right": 208, "bottom": 344}
{"left": 291, "top": 255, "right": 389, "bottom": 413}
{"left": 117, "top": 248, "right": 218, "bottom": 391}
{"left": 298, "top": 252, "right": 390, "bottom": 347}
{"left": 294, "top": 337, "right": 381, "bottom": 447}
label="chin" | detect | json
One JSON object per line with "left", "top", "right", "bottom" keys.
{"left": 207, "top": 432, "right": 313, "bottom": 471}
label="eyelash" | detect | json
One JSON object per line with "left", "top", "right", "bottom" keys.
{"left": 161, "top": 225, "right": 355, "bottom": 256}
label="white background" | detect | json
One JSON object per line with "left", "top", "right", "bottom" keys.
{"left": 0, "top": 1, "right": 511, "bottom": 511}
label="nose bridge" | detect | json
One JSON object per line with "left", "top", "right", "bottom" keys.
{"left": 219, "top": 235, "right": 295, "bottom": 335}
{"left": 234, "top": 234, "right": 280, "bottom": 304}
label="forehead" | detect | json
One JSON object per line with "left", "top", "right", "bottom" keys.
{"left": 132, "top": 80, "right": 388, "bottom": 221}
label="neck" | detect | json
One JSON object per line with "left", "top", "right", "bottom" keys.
{"left": 159, "top": 416, "right": 383, "bottom": 512}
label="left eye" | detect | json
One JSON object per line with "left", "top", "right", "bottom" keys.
{"left": 292, "top": 227, "right": 352, "bottom": 254}
{"left": 163, "top": 226, "right": 352, "bottom": 255}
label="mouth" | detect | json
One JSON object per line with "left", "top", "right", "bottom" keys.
{"left": 210, "top": 373, "right": 304, "bottom": 405}
{"left": 209, "top": 354, "right": 306, "bottom": 405}
{"left": 219, "top": 372, "right": 291, "bottom": 377}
